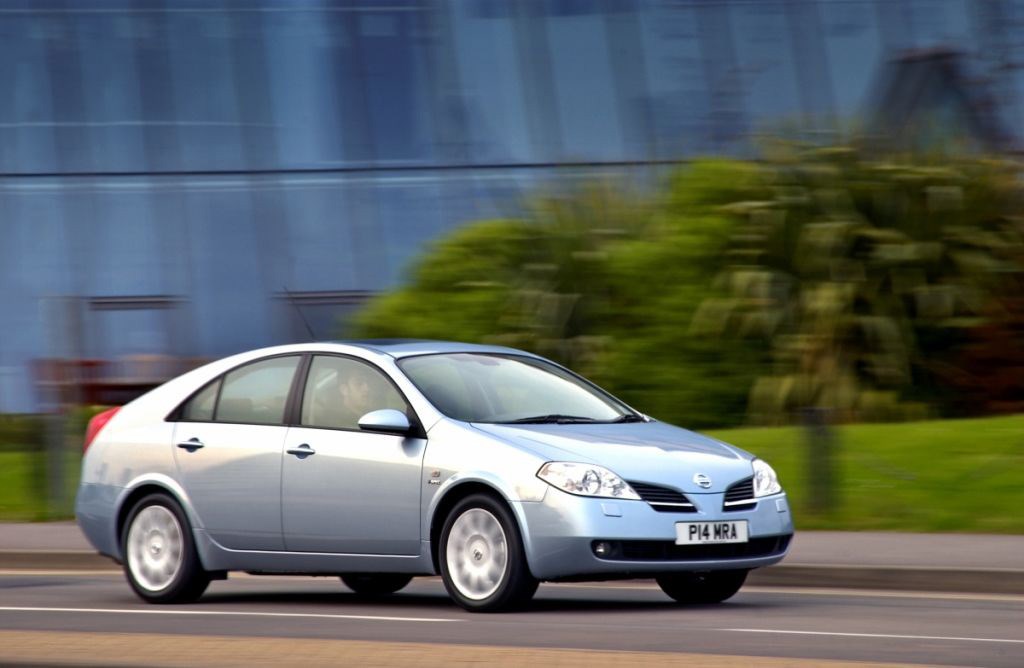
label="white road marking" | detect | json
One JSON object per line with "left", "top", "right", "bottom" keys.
{"left": 0, "top": 570, "right": 120, "bottom": 576}
{"left": 0, "top": 606, "right": 459, "bottom": 624}
{"left": 723, "top": 628, "right": 1024, "bottom": 645}
{"left": 546, "top": 582, "right": 1024, "bottom": 603}
{"left": 0, "top": 606, "right": 1021, "bottom": 646}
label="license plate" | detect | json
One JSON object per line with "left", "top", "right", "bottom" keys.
{"left": 675, "top": 521, "right": 749, "bottom": 545}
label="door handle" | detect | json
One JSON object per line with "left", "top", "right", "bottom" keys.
{"left": 177, "top": 437, "right": 204, "bottom": 451}
{"left": 286, "top": 443, "right": 316, "bottom": 458}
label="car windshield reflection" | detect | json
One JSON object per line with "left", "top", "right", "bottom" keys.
{"left": 397, "top": 353, "right": 638, "bottom": 424}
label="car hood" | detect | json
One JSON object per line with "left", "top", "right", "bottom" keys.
{"left": 471, "top": 420, "right": 754, "bottom": 494}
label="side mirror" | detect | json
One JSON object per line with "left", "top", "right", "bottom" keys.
{"left": 358, "top": 409, "right": 412, "bottom": 435}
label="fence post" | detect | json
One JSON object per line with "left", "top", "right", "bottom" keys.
{"left": 802, "top": 406, "right": 838, "bottom": 515}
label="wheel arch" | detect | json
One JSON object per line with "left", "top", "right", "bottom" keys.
{"left": 114, "top": 475, "right": 198, "bottom": 563}
{"left": 427, "top": 479, "right": 534, "bottom": 577}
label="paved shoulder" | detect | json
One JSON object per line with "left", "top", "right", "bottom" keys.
{"left": 787, "top": 531, "right": 1024, "bottom": 570}
{"left": 0, "top": 521, "right": 92, "bottom": 551}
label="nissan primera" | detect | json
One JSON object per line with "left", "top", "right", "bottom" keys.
{"left": 76, "top": 340, "right": 793, "bottom": 611}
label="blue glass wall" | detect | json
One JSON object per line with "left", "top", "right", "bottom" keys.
{"left": 0, "top": 0, "right": 1015, "bottom": 411}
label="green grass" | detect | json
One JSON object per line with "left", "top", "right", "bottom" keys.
{"left": 706, "top": 413, "right": 1024, "bottom": 533}
{"left": 2, "top": 414, "right": 1022, "bottom": 532}
{"left": 0, "top": 451, "right": 80, "bottom": 521}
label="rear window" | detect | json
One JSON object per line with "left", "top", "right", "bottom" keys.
{"left": 181, "top": 379, "right": 219, "bottom": 421}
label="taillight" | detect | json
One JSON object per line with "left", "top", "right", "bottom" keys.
{"left": 84, "top": 407, "right": 120, "bottom": 453}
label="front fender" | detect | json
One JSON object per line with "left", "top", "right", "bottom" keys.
{"left": 423, "top": 471, "right": 545, "bottom": 577}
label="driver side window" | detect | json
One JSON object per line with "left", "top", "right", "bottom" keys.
{"left": 300, "top": 356, "right": 409, "bottom": 431}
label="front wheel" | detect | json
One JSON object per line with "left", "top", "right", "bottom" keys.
{"left": 439, "top": 494, "right": 538, "bottom": 612}
{"left": 656, "top": 569, "right": 748, "bottom": 604}
{"left": 121, "top": 493, "right": 210, "bottom": 604}
{"left": 340, "top": 573, "right": 413, "bottom": 596}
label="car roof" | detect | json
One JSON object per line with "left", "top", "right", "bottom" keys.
{"left": 328, "top": 339, "right": 536, "bottom": 359}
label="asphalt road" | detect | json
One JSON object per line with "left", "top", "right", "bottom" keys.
{"left": 1, "top": 573, "right": 1021, "bottom": 667}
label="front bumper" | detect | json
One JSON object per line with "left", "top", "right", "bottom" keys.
{"left": 516, "top": 488, "right": 794, "bottom": 580}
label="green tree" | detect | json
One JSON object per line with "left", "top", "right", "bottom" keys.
{"left": 697, "top": 149, "right": 1024, "bottom": 423}
{"left": 692, "top": 148, "right": 1024, "bottom": 513}
{"left": 354, "top": 163, "right": 766, "bottom": 428}
{"left": 354, "top": 150, "right": 1024, "bottom": 438}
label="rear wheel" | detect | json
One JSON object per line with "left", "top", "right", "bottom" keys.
{"left": 121, "top": 493, "right": 210, "bottom": 604}
{"left": 439, "top": 494, "right": 538, "bottom": 612}
{"left": 656, "top": 569, "right": 748, "bottom": 604}
{"left": 340, "top": 573, "right": 413, "bottom": 596}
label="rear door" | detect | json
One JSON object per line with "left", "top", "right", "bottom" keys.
{"left": 172, "top": 355, "right": 302, "bottom": 551}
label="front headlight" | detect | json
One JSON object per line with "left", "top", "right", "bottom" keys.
{"left": 536, "top": 462, "right": 641, "bottom": 500}
{"left": 752, "top": 458, "right": 782, "bottom": 497}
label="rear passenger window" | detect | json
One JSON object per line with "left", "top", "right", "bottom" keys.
{"left": 215, "top": 356, "right": 301, "bottom": 425}
{"left": 182, "top": 379, "right": 220, "bottom": 421}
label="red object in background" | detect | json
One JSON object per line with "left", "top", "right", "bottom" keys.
{"left": 84, "top": 407, "right": 121, "bottom": 453}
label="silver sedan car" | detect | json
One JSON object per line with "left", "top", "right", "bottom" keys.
{"left": 76, "top": 340, "right": 793, "bottom": 611}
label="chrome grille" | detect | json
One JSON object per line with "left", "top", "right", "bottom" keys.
{"left": 723, "top": 477, "right": 756, "bottom": 511}
{"left": 628, "top": 481, "right": 697, "bottom": 513}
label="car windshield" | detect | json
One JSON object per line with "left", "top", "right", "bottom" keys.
{"left": 397, "top": 353, "right": 639, "bottom": 424}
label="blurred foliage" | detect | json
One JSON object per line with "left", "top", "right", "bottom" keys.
{"left": 0, "top": 406, "right": 109, "bottom": 452}
{"left": 356, "top": 163, "right": 767, "bottom": 428}
{"left": 0, "top": 406, "right": 107, "bottom": 519}
{"left": 0, "top": 414, "right": 44, "bottom": 453}
{"left": 65, "top": 405, "right": 112, "bottom": 441}
{"left": 355, "top": 149, "right": 1024, "bottom": 428}
{"left": 0, "top": 450, "right": 82, "bottom": 521}
{"left": 697, "top": 147, "right": 1024, "bottom": 424}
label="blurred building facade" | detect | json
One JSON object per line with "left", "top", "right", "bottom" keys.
{"left": 1, "top": 0, "right": 1021, "bottom": 412}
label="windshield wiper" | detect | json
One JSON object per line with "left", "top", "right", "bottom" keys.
{"left": 612, "top": 414, "right": 645, "bottom": 423}
{"left": 504, "top": 414, "right": 601, "bottom": 424}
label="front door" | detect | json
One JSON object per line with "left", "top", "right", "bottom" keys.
{"left": 281, "top": 355, "right": 425, "bottom": 554}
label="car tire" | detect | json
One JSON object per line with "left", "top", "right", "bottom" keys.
{"left": 121, "top": 493, "right": 210, "bottom": 604}
{"left": 439, "top": 493, "right": 538, "bottom": 612}
{"left": 340, "top": 573, "right": 413, "bottom": 596}
{"left": 656, "top": 569, "right": 748, "bottom": 604}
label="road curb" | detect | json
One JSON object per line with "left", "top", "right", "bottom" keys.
{"left": 748, "top": 564, "right": 1024, "bottom": 595}
{"left": 1, "top": 550, "right": 1021, "bottom": 595}
{"left": 0, "top": 550, "right": 117, "bottom": 571}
